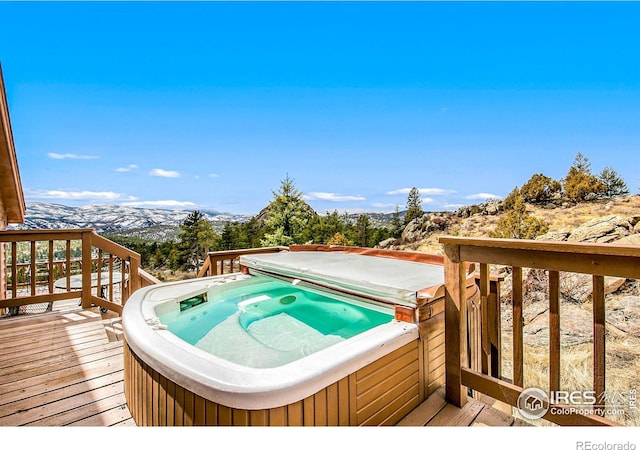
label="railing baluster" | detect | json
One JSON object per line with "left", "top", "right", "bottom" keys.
{"left": 108, "top": 254, "right": 114, "bottom": 302}
{"left": 30, "top": 241, "right": 36, "bottom": 296}
{"left": 96, "top": 249, "right": 103, "bottom": 298}
{"left": 11, "top": 242, "right": 17, "bottom": 299}
{"left": 480, "top": 263, "right": 490, "bottom": 375}
{"left": 66, "top": 240, "right": 71, "bottom": 292}
{"left": 512, "top": 266, "right": 523, "bottom": 387}
{"left": 592, "top": 275, "right": 606, "bottom": 416}
{"left": 48, "top": 240, "right": 54, "bottom": 294}
{"left": 549, "top": 270, "right": 561, "bottom": 393}
{"left": 488, "top": 275, "right": 502, "bottom": 379}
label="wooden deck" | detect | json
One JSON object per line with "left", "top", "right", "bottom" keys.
{"left": 0, "top": 300, "right": 133, "bottom": 426}
{"left": 0, "top": 302, "right": 527, "bottom": 427}
{"left": 397, "top": 388, "right": 531, "bottom": 427}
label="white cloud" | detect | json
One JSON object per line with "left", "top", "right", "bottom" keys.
{"left": 115, "top": 164, "right": 139, "bottom": 173}
{"left": 121, "top": 200, "right": 197, "bottom": 208}
{"left": 149, "top": 168, "right": 181, "bottom": 178}
{"left": 25, "top": 189, "right": 136, "bottom": 201}
{"left": 444, "top": 203, "right": 466, "bottom": 210}
{"left": 465, "top": 193, "right": 501, "bottom": 200}
{"left": 304, "top": 192, "right": 366, "bottom": 202}
{"left": 209, "top": 173, "right": 220, "bottom": 178}
{"left": 371, "top": 202, "right": 397, "bottom": 209}
{"left": 387, "top": 187, "right": 455, "bottom": 196}
{"left": 422, "top": 197, "right": 435, "bottom": 204}
{"left": 48, "top": 152, "right": 100, "bottom": 160}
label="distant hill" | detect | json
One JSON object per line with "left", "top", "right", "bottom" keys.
{"left": 12, "top": 202, "right": 404, "bottom": 242}
{"left": 12, "top": 202, "right": 250, "bottom": 235}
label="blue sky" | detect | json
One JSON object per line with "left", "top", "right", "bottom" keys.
{"left": 1, "top": 1, "right": 639, "bottom": 215}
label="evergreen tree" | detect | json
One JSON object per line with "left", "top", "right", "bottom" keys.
{"left": 502, "top": 186, "right": 521, "bottom": 210}
{"left": 175, "top": 210, "right": 216, "bottom": 272}
{"left": 563, "top": 153, "right": 606, "bottom": 202}
{"left": 261, "top": 175, "right": 316, "bottom": 246}
{"left": 490, "top": 195, "right": 548, "bottom": 239}
{"left": 404, "top": 187, "right": 424, "bottom": 224}
{"left": 599, "top": 166, "right": 629, "bottom": 198}
{"left": 391, "top": 205, "right": 404, "bottom": 238}
{"left": 355, "top": 214, "right": 371, "bottom": 247}
{"left": 219, "top": 222, "right": 237, "bottom": 250}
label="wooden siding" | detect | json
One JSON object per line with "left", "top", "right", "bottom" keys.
{"left": 124, "top": 339, "right": 427, "bottom": 426}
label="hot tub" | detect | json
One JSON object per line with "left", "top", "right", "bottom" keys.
{"left": 122, "top": 249, "right": 465, "bottom": 426}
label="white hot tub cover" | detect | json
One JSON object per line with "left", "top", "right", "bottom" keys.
{"left": 239, "top": 251, "right": 444, "bottom": 308}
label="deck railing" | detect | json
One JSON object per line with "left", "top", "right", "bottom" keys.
{"left": 440, "top": 236, "right": 640, "bottom": 426}
{"left": 197, "top": 246, "right": 288, "bottom": 278}
{"left": 1, "top": 229, "right": 149, "bottom": 315}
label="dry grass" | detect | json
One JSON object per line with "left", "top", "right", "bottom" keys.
{"left": 403, "top": 196, "right": 640, "bottom": 426}
{"left": 500, "top": 316, "right": 640, "bottom": 426}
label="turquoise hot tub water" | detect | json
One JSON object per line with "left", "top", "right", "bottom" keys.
{"left": 158, "top": 275, "right": 394, "bottom": 368}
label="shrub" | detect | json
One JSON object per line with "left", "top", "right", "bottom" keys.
{"left": 520, "top": 173, "right": 562, "bottom": 203}
{"left": 490, "top": 195, "right": 549, "bottom": 239}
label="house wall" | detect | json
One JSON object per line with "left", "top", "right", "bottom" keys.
{"left": 0, "top": 197, "right": 6, "bottom": 303}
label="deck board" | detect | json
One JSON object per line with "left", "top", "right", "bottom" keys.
{"left": 0, "top": 302, "right": 134, "bottom": 427}
{"left": 0, "top": 302, "right": 531, "bottom": 427}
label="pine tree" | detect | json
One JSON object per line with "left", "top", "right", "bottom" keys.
{"left": 599, "top": 166, "right": 629, "bottom": 198}
{"left": 175, "top": 210, "right": 216, "bottom": 271}
{"left": 404, "top": 187, "right": 424, "bottom": 224}
{"left": 355, "top": 214, "right": 371, "bottom": 247}
{"left": 563, "top": 153, "right": 606, "bottom": 202}
{"left": 261, "top": 175, "right": 316, "bottom": 246}
{"left": 391, "top": 204, "right": 404, "bottom": 238}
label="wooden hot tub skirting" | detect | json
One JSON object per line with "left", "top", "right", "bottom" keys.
{"left": 123, "top": 311, "right": 446, "bottom": 426}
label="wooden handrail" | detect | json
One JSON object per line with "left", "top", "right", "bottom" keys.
{"left": 1, "top": 228, "right": 144, "bottom": 315}
{"left": 440, "top": 235, "right": 638, "bottom": 426}
{"left": 198, "top": 246, "right": 288, "bottom": 278}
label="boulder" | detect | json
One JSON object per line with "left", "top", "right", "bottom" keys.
{"left": 377, "top": 238, "right": 397, "bottom": 249}
{"left": 524, "top": 303, "right": 595, "bottom": 346}
{"left": 559, "top": 273, "right": 626, "bottom": 303}
{"left": 613, "top": 234, "right": 640, "bottom": 246}
{"left": 606, "top": 296, "right": 640, "bottom": 337}
{"left": 626, "top": 215, "right": 640, "bottom": 227}
{"left": 566, "top": 215, "right": 631, "bottom": 243}
{"left": 536, "top": 230, "right": 570, "bottom": 242}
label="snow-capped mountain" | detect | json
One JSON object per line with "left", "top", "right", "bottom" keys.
{"left": 13, "top": 202, "right": 250, "bottom": 232}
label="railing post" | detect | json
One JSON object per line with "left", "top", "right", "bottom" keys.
{"left": 81, "top": 231, "right": 92, "bottom": 309}
{"left": 130, "top": 255, "right": 141, "bottom": 293}
{"left": 444, "top": 243, "right": 468, "bottom": 408}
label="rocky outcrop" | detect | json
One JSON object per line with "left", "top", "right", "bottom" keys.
{"left": 566, "top": 215, "right": 632, "bottom": 243}
{"left": 536, "top": 230, "right": 570, "bottom": 242}
{"left": 399, "top": 213, "right": 451, "bottom": 244}
{"left": 455, "top": 199, "right": 503, "bottom": 218}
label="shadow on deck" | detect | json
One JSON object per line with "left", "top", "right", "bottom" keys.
{"left": 0, "top": 300, "right": 133, "bottom": 426}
